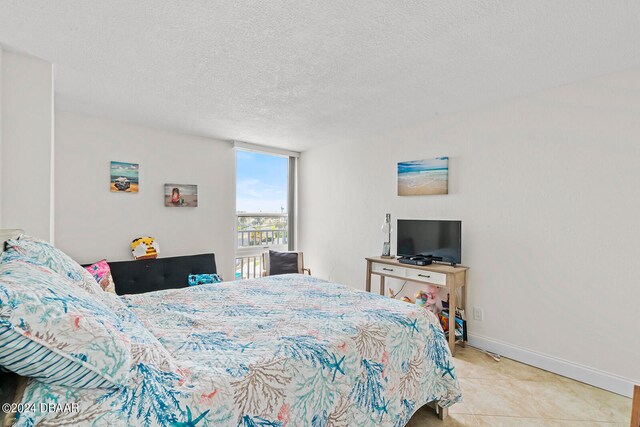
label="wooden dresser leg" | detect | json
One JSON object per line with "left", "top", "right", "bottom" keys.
{"left": 448, "top": 282, "right": 457, "bottom": 356}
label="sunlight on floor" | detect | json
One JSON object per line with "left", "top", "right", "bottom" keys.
{"left": 407, "top": 346, "right": 631, "bottom": 426}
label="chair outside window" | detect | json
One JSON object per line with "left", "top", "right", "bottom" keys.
{"left": 262, "top": 250, "right": 311, "bottom": 276}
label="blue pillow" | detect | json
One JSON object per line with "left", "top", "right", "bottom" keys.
{"left": 188, "top": 273, "right": 221, "bottom": 286}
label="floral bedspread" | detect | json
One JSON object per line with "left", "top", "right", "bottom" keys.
{"left": 15, "top": 274, "right": 461, "bottom": 426}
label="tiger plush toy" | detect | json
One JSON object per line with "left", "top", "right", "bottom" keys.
{"left": 131, "top": 236, "right": 160, "bottom": 260}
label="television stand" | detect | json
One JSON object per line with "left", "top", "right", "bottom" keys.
{"left": 365, "top": 256, "right": 469, "bottom": 355}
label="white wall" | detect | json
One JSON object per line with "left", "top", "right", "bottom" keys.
{"left": 55, "top": 112, "right": 236, "bottom": 281}
{"left": 299, "top": 69, "right": 640, "bottom": 396}
{"left": 0, "top": 47, "right": 54, "bottom": 241}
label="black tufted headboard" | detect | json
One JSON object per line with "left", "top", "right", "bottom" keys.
{"left": 106, "top": 253, "right": 217, "bottom": 295}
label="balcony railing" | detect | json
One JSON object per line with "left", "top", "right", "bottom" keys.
{"left": 235, "top": 255, "right": 264, "bottom": 281}
{"left": 237, "top": 229, "right": 288, "bottom": 247}
{"left": 235, "top": 213, "right": 288, "bottom": 280}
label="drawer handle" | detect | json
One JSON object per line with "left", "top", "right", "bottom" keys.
{"left": 418, "top": 274, "right": 431, "bottom": 278}
{"left": 382, "top": 268, "right": 394, "bottom": 272}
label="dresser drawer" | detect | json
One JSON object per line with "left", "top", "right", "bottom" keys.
{"left": 405, "top": 269, "right": 446, "bottom": 286}
{"left": 371, "top": 263, "right": 406, "bottom": 277}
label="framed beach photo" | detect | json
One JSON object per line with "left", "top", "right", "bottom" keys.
{"left": 397, "top": 157, "right": 448, "bottom": 196}
{"left": 110, "top": 161, "right": 139, "bottom": 193}
{"left": 164, "top": 184, "right": 198, "bottom": 207}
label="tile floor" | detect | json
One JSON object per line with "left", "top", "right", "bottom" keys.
{"left": 407, "top": 346, "right": 632, "bottom": 426}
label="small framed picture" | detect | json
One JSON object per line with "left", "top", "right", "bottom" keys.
{"left": 164, "top": 184, "right": 198, "bottom": 207}
{"left": 110, "top": 161, "right": 139, "bottom": 193}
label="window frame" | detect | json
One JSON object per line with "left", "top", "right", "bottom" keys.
{"left": 233, "top": 141, "right": 299, "bottom": 279}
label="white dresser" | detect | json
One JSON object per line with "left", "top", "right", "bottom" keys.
{"left": 365, "top": 256, "right": 469, "bottom": 355}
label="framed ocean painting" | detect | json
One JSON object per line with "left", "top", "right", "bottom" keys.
{"left": 397, "top": 157, "right": 448, "bottom": 196}
{"left": 110, "top": 161, "right": 139, "bottom": 193}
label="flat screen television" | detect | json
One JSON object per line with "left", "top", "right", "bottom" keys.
{"left": 397, "top": 219, "right": 462, "bottom": 264}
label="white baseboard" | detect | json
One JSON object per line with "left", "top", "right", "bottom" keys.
{"left": 467, "top": 333, "right": 636, "bottom": 398}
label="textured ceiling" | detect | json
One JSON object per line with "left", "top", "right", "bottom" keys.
{"left": 1, "top": 1, "right": 639, "bottom": 151}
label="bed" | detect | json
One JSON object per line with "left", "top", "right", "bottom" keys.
{"left": 9, "top": 273, "right": 461, "bottom": 426}
{"left": 1, "top": 234, "right": 461, "bottom": 426}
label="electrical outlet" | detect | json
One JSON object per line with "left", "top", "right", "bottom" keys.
{"left": 473, "top": 307, "right": 484, "bottom": 321}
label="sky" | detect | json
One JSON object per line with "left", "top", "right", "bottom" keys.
{"left": 110, "top": 161, "right": 139, "bottom": 182}
{"left": 236, "top": 150, "right": 288, "bottom": 213}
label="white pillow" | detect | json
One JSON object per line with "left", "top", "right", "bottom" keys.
{"left": 1, "top": 234, "right": 104, "bottom": 296}
{"left": 0, "top": 260, "right": 132, "bottom": 388}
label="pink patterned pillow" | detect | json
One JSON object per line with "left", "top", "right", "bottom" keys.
{"left": 84, "top": 260, "right": 116, "bottom": 293}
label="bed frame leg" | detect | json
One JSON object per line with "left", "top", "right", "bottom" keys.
{"left": 426, "top": 401, "right": 449, "bottom": 420}
{"left": 436, "top": 404, "right": 448, "bottom": 420}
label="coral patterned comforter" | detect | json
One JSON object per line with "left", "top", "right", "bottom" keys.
{"left": 15, "top": 274, "right": 461, "bottom": 426}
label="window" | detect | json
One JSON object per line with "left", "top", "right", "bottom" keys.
{"left": 234, "top": 146, "right": 297, "bottom": 279}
